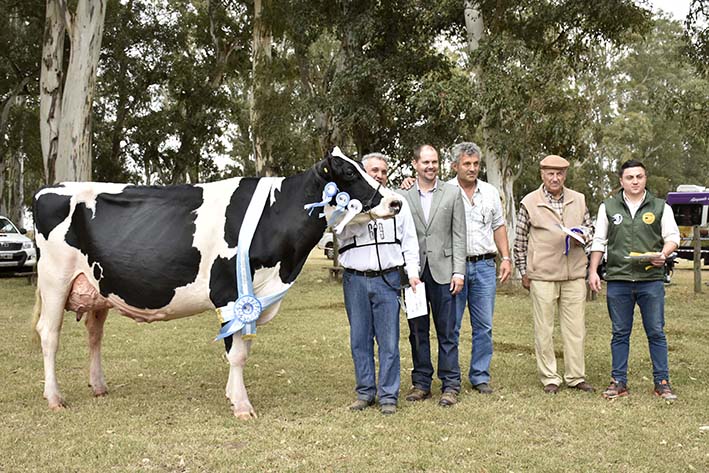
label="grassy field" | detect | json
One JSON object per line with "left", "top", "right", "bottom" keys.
{"left": 1, "top": 254, "right": 707, "bottom": 472}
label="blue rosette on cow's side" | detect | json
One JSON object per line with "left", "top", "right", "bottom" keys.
{"left": 215, "top": 179, "right": 293, "bottom": 341}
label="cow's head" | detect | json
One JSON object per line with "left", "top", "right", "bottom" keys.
{"left": 312, "top": 148, "right": 402, "bottom": 226}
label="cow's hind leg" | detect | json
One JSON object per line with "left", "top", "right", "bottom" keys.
{"left": 225, "top": 334, "right": 256, "bottom": 419}
{"left": 34, "top": 291, "right": 69, "bottom": 410}
{"left": 85, "top": 309, "right": 109, "bottom": 396}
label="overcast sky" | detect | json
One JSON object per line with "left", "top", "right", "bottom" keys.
{"left": 650, "top": 0, "right": 690, "bottom": 21}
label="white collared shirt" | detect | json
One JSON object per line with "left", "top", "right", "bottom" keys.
{"left": 447, "top": 177, "right": 505, "bottom": 256}
{"left": 336, "top": 198, "right": 420, "bottom": 278}
{"left": 416, "top": 179, "right": 438, "bottom": 223}
{"left": 590, "top": 191, "right": 680, "bottom": 252}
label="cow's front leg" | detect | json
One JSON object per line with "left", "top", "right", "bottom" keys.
{"left": 225, "top": 334, "right": 256, "bottom": 419}
{"left": 85, "top": 309, "right": 109, "bottom": 396}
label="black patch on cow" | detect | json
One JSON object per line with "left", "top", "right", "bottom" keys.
{"left": 64, "top": 185, "right": 204, "bottom": 309}
{"left": 210, "top": 255, "right": 238, "bottom": 307}
{"left": 93, "top": 263, "right": 102, "bottom": 281}
{"left": 222, "top": 330, "right": 233, "bottom": 353}
{"left": 34, "top": 193, "right": 72, "bottom": 240}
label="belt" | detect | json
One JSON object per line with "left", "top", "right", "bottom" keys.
{"left": 466, "top": 253, "right": 497, "bottom": 262}
{"left": 344, "top": 266, "right": 401, "bottom": 278}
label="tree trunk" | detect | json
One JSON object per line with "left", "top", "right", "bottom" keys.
{"left": 250, "top": 0, "right": 273, "bottom": 176}
{"left": 39, "top": 0, "right": 65, "bottom": 185}
{"left": 464, "top": 1, "right": 517, "bottom": 247}
{"left": 54, "top": 0, "right": 107, "bottom": 183}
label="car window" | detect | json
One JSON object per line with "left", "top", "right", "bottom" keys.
{"left": 0, "top": 217, "right": 19, "bottom": 234}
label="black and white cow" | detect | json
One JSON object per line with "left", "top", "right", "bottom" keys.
{"left": 32, "top": 148, "right": 401, "bottom": 419}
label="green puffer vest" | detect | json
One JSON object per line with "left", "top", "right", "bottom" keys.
{"left": 604, "top": 191, "right": 665, "bottom": 281}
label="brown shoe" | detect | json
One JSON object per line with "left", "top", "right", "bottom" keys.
{"left": 380, "top": 404, "right": 397, "bottom": 415}
{"left": 570, "top": 381, "right": 595, "bottom": 393}
{"left": 439, "top": 391, "right": 458, "bottom": 407}
{"left": 405, "top": 387, "right": 432, "bottom": 402}
{"left": 543, "top": 383, "right": 559, "bottom": 394}
{"left": 348, "top": 399, "right": 375, "bottom": 411}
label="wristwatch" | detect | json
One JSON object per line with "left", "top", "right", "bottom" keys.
{"left": 501, "top": 256, "right": 511, "bottom": 261}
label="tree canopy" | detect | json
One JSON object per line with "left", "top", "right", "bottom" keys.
{"left": 1, "top": 0, "right": 708, "bottom": 224}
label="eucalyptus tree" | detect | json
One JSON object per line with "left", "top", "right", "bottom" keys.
{"left": 461, "top": 0, "right": 651, "bottom": 228}
{"left": 40, "top": 0, "right": 107, "bottom": 183}
{"left": 598, "top": 18, "right": 709, "bottom": 196}
{"left": 0, "top": 0, "right": 44, "bottom": 222}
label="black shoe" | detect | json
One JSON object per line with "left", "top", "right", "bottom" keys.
{"left": 473, "top": 383, "right": 493, "bottom": 394}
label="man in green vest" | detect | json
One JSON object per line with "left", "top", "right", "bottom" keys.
{"left": 513, "top": 155, "right": 595, "bottom": 394}
{"left": 588, "top": 160, "right": 680, "bottom": 401}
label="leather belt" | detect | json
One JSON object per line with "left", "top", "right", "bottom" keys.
{"left": 345, "top": 266, "right": 401, "bottom": 278}
{"left": 466, "top": 253, "right": 497, "bottom": 262}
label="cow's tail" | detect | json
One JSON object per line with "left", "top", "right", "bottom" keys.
{"left": 31, "top": 288, "right": 42, "bottom": 345}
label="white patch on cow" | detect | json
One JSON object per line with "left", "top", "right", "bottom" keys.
{"left": 268, "top": 179, "right": 284, "bottom": 206}
{"left": 37, "top": 182, "right": 130, "bottom": 219}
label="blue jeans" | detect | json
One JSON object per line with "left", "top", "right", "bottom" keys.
{"left": 606, "top": 280, "right": 669, "bottom": 385}
{"left": 407, "top": 264, "right": 461, "bottom": 393}
{"left": 343, "top": 269, "right": 401, "bottom": 405}
{"left": 455, "top": 258, "right": 496, "bottom": 386}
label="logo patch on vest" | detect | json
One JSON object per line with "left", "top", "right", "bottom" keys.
{"left": 611, "top": 213, "right": 623, "bottom": 225}
{"left": 642, "top": 212, "right": 656, "bottom": 224}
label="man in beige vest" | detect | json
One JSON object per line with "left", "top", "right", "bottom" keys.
{"left": 513, "top": 155, "right": 595, "bottom": 394}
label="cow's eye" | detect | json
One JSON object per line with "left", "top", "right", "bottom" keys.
{"left": 344, "top": 168, "right": 356, "bottom": 179}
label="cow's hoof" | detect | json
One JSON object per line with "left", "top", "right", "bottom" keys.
{"left": 233, "top": 406, "right": 257, "bottom": 420}
{"left": 92, "top": 387, "right": 108, "bottom": 397}
{"left": 47, "top": 397, "right": 68, "bottom": 411}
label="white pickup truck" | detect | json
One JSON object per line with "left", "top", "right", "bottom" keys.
{"left": 0, "top": 215, "right": 37, "bottom": 271}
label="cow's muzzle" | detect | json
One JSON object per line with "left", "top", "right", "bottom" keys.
{"left": 389, "top": 198, "right": 402, "bottom": 215}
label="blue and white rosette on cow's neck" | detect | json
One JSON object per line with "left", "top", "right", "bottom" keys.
{"left": 304, "top": 182, "right": 363, "bottom": 234}
{"left": 215, "top": 179, "right": 291, "bottom": 341}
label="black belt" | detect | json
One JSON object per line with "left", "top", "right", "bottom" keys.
{"left": 345, "top": 266, "right": 401, "bottom": 278}
{"left": 466, "top": 253, "right": 496, "bottom": 262}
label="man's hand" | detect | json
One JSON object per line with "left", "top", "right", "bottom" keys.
{"left": 521, "top": 274, "right": 530, "bottom": 290}
{"left": 400, "top": 177, "right": 416, "bottom": 190}
{"left": 588, "top": 272, "right": 602, "bottom": 293}
{"left": 450, "top": 277, "right": 464, "bottom": 295}
{"left": 498, "top": 259, "right": 512, "bottom": 284}
{"left": 649, "top": 252, "right": 666, "bottom": 267}
{"left": 409, "top": 277, "right": 421, "bottom": 292}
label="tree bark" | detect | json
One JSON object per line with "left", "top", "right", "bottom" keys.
{"left": 463, "top": 1, "right": 517, "bottom": 234}
{"left": 250, "top": 0, "right": 273, "bottom": 177}
{"left": 39, "top": 0, "right": 66, "bottom": 184}
{"left": 53, "top": 0, "right": 107, "bottom": 183}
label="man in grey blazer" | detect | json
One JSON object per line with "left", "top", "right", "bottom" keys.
{"left": 400, "top": 144, "right": 467, "bottom": 406}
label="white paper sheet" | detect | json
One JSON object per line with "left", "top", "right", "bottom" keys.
{"left": 404, "top": 282, "right": 428, "bottom": 319}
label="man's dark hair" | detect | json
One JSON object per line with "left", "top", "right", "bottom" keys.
{"left": 413, "top": 144, "right": 437, "bottom": 161}
{"left": 619, "top": 159, "right": 647, "bottom": 177}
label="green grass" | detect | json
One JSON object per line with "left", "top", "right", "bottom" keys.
{"left": 1, "top": 256, "right": 708, "bottom": 472}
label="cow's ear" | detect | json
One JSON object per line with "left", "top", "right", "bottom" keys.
{"left": 314, "top": 154, "right": 333, "bottom": 180}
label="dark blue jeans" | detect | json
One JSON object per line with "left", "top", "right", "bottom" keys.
{"left": 407, "top": 264, "right": 461, "bottom": 393}
{"left": 343, "top": 269, "right": 401, "bottom": 405}
{"left": 606, "top": 280, "right": 669, "bottom": 385}
{"left": 455, "top": 258, "right": 497, "bottom": 386}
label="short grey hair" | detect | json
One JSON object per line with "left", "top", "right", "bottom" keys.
{"left": 362, "top": 152, "right": 389, "bottom": 167}
{"left": 451, "top": 142, "right": 482, "bottom": 164}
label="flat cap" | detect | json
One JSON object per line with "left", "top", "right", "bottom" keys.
{"left": 539, "top": 155, "right": 569, "bottom": 169}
